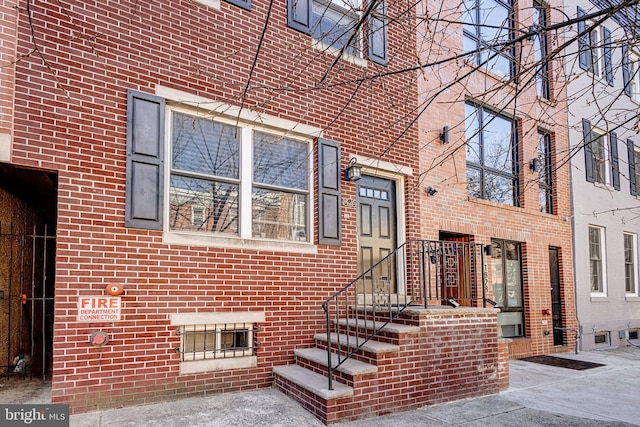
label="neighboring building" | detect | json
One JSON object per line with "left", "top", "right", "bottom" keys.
{"left": 565, "top": 0, "right": 640, "bottom": 351}
{"left": 416, "top": 0, "right": 577, "bottom": 358}
{"left": 0, "top": 0, "right": 506, "bottom": 424}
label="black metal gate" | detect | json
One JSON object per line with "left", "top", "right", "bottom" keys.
{"left": 0, "top": 223, "right": 56, "bottom": 380}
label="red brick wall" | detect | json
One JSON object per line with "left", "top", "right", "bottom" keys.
{"left": 417, "top": 0, "right": 577, "bottom": 358}
{"left": 8, "top": 0, "right": 420, "bottom": 412}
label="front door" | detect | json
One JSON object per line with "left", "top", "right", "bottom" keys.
{"left": 357, "top": 175, "right": 397, "bottom": 295}
{"left": 549, "top": 247, "right": 564, "bottom": 346}
{"left": 439, "top": 233, "right": 472, "bottom": 306}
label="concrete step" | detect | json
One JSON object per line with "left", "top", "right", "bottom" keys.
{"left": 294, "top": 347, "right": 378, "bottom": 376}
{"left": 272, "top": 364, "right": 353, "bottom": 400}
{"left": 336, "top": 318, "right": 421, "bottom": 335}
{"left": 314, "top": 333, "right": 400, "bottom": 354}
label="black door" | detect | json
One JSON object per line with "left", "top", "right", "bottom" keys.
{"left": 549, "top": 247, "right": 564, "bottom": 346}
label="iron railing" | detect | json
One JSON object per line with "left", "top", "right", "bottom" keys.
{"left": 321, "top": 239, "right": 487, "bottom": 389}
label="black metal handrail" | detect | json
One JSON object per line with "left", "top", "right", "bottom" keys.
{"left": 321, "top": 239, "right": 487, "bottom": 389}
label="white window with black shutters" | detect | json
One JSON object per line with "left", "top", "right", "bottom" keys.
{"left": 628, "top": 140, "right": 639, "bottom": 196}
{"left": 125, "top": 89, "right": 342, "bottom": 250}
{"left": 623, "top": 46, "right": 640, "bottom": 101}
{"left": 582, "top": 119, "right": 620, "bottom": 190}
{"left": 287, "top": 0, "right": 388, "bottom": 65}
{"left": 589, "top": 225, "right": 607, "bottom": 295}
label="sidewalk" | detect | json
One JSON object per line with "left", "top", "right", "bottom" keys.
{"left": 66, "top": 346, "right": 639, "bottom": 426}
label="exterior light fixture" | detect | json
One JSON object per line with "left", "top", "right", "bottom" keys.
{"left": 439, "top": 126, "right": 449, "bottom": 143}
{"left": 484, "top": 244, "right": 493, "bottom": 256}
{"left": 425, "top": 186, "right": 438, "bottom": 196}
{"left": 344, "top": 158, "right": 362, "bottom": 181}
{"left": 484, "top": 298, "right": 498, "bottom": 307}
{"left": 530, "top": 157, "right": 539, "bottom": 172}
{"left": 446, "top": 297, "right": 459, "bottom": 308}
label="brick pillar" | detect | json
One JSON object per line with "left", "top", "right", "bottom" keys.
{"left": 0, "top": 0, "right": 19, "bottom": 161}
{"left": 497, "top": 338, "right": 512, "bottom": 390}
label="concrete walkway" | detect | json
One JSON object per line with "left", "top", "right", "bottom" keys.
{"left": 53, "top": 346, "right": 640, "bottom": 426}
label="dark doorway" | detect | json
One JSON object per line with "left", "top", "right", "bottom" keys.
{"left": 0, "top": 164, "right": 57, "bottom": 380}
{"left": 549, "top": 247, "right": 564, "bottom": 346}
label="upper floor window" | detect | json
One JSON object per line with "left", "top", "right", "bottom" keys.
{"left": 582, "top": 119, "right": 620, "bottom": 190}
{"left": 462, "top": 0, "right": 514, "bottom": 79}
{"left": 312, "top": 0, "right": 362, "bottom": 56}
{"left": 465, "top": 103, "right": 518, "bottom": 206}
{"left": 623, "top": 47, "right": 640, "bottom": 100}
{"left": 533, "top": 1, "right": 550, "bottom": 99}
{"left": 628, "top": 140, "right": 640, "bottom": 196}
{"left": 287, "top": 0, "right": 388, "bottom": 65}
{"left": 536, "top": 130, "right": 553, "bottom": 214}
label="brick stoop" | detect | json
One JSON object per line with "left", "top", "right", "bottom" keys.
{"left": 273, "top": 307, "right": 503, "bottom": 425}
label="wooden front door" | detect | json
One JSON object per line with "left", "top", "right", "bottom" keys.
{"left": 439, "top": 233, "right": 472, "bottom": 306}
{"left": 357, "top": 175, "right": 396, "bottom": 294}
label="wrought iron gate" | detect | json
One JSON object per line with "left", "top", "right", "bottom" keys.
{"left": 0, "top": 223, "right": 55, "bottom": 380}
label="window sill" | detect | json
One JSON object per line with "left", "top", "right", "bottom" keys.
{"left": 310, "top": 40, "right": 368, "bottom": 68}
{"left": 625, "top": 295, "right": 640, "bottom": 302}
{"left": 179, "top": 355, "right": 257, "bottom": 374}
{"left": 590, "top": 295, "right": 609, "bottom": 302}
{"left": 194, "top": 0, "right": 221, "bottom": 8}
{"left": 164, "top": 231, "right": 318, "bottom": 254}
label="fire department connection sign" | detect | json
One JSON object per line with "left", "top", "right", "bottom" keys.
{"left": 77, "top": 297, "right": 121, "bottom": 322}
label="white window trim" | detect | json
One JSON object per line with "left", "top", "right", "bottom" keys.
{"left": 624, "top": 232, "right": 639, "bottom": 296}
{"left": 309, "top": 0, "right": 368, "bottom": 67}
{"left": 194, "top": 0, "right": 221, "bottom": 8}
{"left": 157, "top": 86, "right": 320, "bottom": 254}
{"left": 171, "top": 312, "right": 265, "bottom": 374}
{"left": 181, "top": 324, "right": 254, "bottom": 360}
{"left": 591, "top": 128, "right": 611, "bottom": 187}
{"left": 629, "top": 51, "right": 640, "bottom": 103}
{"left": 589, "top": 225, "right": 608, "bottom": 297}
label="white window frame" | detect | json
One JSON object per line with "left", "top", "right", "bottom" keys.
{"left": 624, "top": 232, "right": 638, "bottom": 295}
{"left": 310, "top": 0, "right": 366, "bottom": 65}
{"left": 156, "top": 85, "right": 323, "bottom": 254}
{"left": 591, "top": 128, "right": 610, "bottom": 186}
{"left": 629, "top": 51, "right": 640, "bottom": 102}
{"left": 171, "top": 311, "right": 265, "bottom": 374}
{"left": 589, "top": 225, "right": 607, "bottom": 296}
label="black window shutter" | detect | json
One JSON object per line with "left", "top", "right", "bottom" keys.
{"left": 577, "top": 7, "right": 589, "bottom": 70}
{"left": 318, "top": 138, "right": 342, "bottom": 246}
{"left": 603, "top": 27, "right": 614, "bottom": 86}
{"left": 368, "top": 0, "right": 388, "bottom": 66}
{"left": 224, "top": 0, "right": 251, "bottom": 11}
{"left": 582, "top": 118, "right": 595, "bottom": 183}
{"left": 125, "top": 90, "right": 165, "bottom": 230}
{"left": 628, "top": 139, "right": 637, "bottom": 196}
{"left": 623, "top": 45, "right": 631, "bottom": 96}
{"left": 287, "top": 0, "right": 312, "bottom": 34}
{"left": 610, "top": 131, "right": 620, "bottom": 190}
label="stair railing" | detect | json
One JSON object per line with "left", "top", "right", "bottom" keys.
{"left": 321, "top": 239, "right": 487, "bottom": 390}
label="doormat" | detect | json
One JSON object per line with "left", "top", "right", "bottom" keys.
{"left": 520, "top": 355, "right": 605, "bottom": 370}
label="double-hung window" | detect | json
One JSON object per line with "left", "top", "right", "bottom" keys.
{"left": 589, "top": 225, "right": 606, "bottom": 294}
{"left": 629, "top": 140, "right": 640, "bottom": 196}
{"left": 624, "top": 233, "right": 638, "bottom": 295}
{"left": 582, "top": 119, "right": 620, "bottom": 189}
{"left": 462, "top": 0, "right": 514, "bottom": 79}
{"left": 533, "top": 1, "right": 550, "bottom": 99}
{"left": 465, "top": 103, "right": 518, "bottom": 206}
{"left": 623, "top": 47, "right": 640, "bottom": 100}
{"left": 124, "top": 90, "right": 330, "bottom": 247}
{"left": 491, "top": 240, "right": 524, "bottom": 338}
{"left": 287, "top": 0, "right": 388, "bottom": 65}
{"left": 169, "top": 111, "right": 311, "bottom": 242}
{"left": 536, "top": 130, "right": 553, "bottom": 214}
{"left": 577, "top": 7, "right": 603, "bottom": 77}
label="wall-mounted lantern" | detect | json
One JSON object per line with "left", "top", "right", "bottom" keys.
{"left": 344, "top": 158, "right": 362, "bottom": 181}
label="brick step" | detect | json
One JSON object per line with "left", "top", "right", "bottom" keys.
{"left": 314, "top": 332, "right": 400, "bottom": 355}
{"left": 273, "top": 364, "right": 353, "bottom": 400}
{"left": 294, "top": 347, "right": 378, "bottom": 385}
{"left": 336, "top": 318, "right": 421, "bottom": 335}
